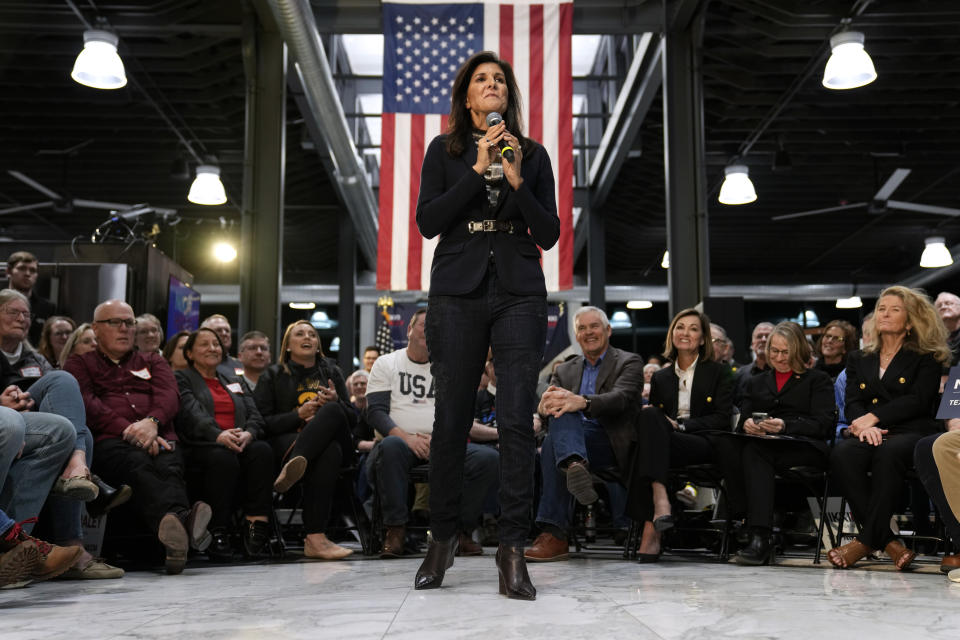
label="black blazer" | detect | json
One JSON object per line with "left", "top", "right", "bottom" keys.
{"left": 548, "top": 347, "right": 643, "bottom": 473}
{"left": 648, "top": 360, "right": 734, "bottom": 434}
{"left": 253, "top": 358, "right": 350, "bottom": 438}
{"left": 415, "top": 134, "right": 560, "bottom": 296}
{"left": 845, "top": 348, "right": 941, "bottom": 435}
{"left": 175, "top": 367, "right": 265, "bottom": 446}
{"left": 737, "top": 368, "right": 836, "bottom": 440}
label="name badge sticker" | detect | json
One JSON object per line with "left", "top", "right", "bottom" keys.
{"left": 131, "top": 368, "right": 152, "bottom": 380}
{"left": 19, "top": 366, "right": 42, "bottom": 378}
{"left": 226, "top": 382, "right": 243, "bottom": 394}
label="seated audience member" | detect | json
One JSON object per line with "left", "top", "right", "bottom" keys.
{"left": 64, "top": 300, "right": 212, "bottom": 575}
{"left": 58, "top": 323, "right": 97, "bottom": 368}
{"left": 641, "top": 363, "right": 660, "bottom": 405}
{"left": 0, "top": 289, "right": 125, "bottom": 579}
{"left": 829, "top": 286, "right": 949, "bottom": 570}
{"left": 734, "top": 322, "right": 774, "bottom": 408}
{"left": 201, "top": 314, "right": 244, "bottom": 376}
{"left": 624, "top": 308, "right": 733, "bottom": 562}
{"left": 362, "top": 346, "right": 380, "bottom": 373}
{"left": 935, "top": 292, "right": 960, "bottom": 366}
{"left": 526, "top": 306, "right": 642, "bottom": 562}
{"left": 346, "top": 369, "right": 374, "bottom": 453}
{"left": 38, "top": 316, "right": 75, "bottom": 368}
{"left": 710, "top": 323, "right": 738, "bottom": 371}
{"left": 135, "top": 313, "right": 164, "bottom": 354}
{"left": 175, "top": 329, "right": 273, "bottom": 561}
{"left": 253, "top": 320, "right": 354, "bottom": 560}
{"left": 0, "top": 385, "right": 82, "bottom": 584}
{"left": 163, "top": 331, "right": 190, "bottom": 372}
{"left": 814, "top": 320, "right": 857, "bottom": 382}
{"left": 6, "top": 251, "right": 55, "bottom": 345}
{"left": 834, "top": 313, "right": 875, "bottom": 440}
{"left": 472, "top": 356, "right": 500, "bottom": 443}
{"left": 237, "top": 331, "right": 271, "bottom": 391}
{"left": 712, "top": 322, "right": 834, "bottom": 565}
{"left": 915, "top": 421, "right": 960, "bottom": 582}
{"left": 366, "top": 309, "right": 497, "bottom": 558}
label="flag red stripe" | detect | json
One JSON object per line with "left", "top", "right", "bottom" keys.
{"left": 407, "top": 115, "right": 425, "bottom": 289}
{"left": 528, "top": 5, "right": 543, "bottom": 142}
{"left": 499, "top": 4, "right": 513, "bottom": 63}
{"left": 557, "top": 2, "right": 574, "bottom": 289}
{"left": 377, "top": 112, "right": 396, "bottom": 290}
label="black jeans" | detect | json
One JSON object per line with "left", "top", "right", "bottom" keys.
{"left": 93, "top": 438, "right": 191, "bottom": 531}
{"left": 268, "top": 402, "right": 353, "bottom": 534}
{"left": 427, "top": 264, "right": 546, "bottom": 544}
{"left": 185, "top": 440, "right": 274, "bottom": 529}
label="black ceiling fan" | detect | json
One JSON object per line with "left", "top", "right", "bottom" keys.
{"left": 771, "top": 168, "right": 960, "bottom": 221}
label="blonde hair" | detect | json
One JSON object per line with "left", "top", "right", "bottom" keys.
{"left": 59, "top": 322, "right": 93, "bottom": 367}
{"left": 864, "top": 285, "right": 951, "bottom": 364}
{"left": 662, "top": 308, "right": 715, "bottom": 362}
{"left": 767, "top": 321, "right": 811, "bottom": 374}
{"left": 277, "top": 320, "right": 324, "bottom": 372}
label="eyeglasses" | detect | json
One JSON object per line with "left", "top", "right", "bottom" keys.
{"left": 138, "top": 326, "right": 160, "bottom": 334}
{"left": 711, "top": 337, "right": 728, "bottom": 344}
{"left": 2, "top": 308, "right": 31, "bottom": 321}
{"left": 768, "top": 347, "right": 790, "bottom": 357}
{"left": 52, "top": 330, "right": 73, "bottom": 338}
{"left": 95, "top": 318, "right": 137, "bottom": 328}
{"left": 242, "top": 344, "right": 270, "bottom": 352}
{"left": 822, "top": 334, "right": 845, "bottom": 343}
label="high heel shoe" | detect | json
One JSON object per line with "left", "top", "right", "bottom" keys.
{"left": 414, "top": 534, "right": 458, "bottom": 590}
{"left": 735, "top": 529, "right": 775, "bottom": 566}
{"left": 652, "top": 514, "right": 675, "bottom": 532}
{"left": 496, "top": 544, "right": 536, "bottom": 600}
{"left": 85, "top": 475, "right": 132, "bottom": 518}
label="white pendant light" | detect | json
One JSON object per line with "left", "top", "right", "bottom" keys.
{"left": 836, "top": 296, "right": 863, "bottom": 309}
{"left": 71, "top": 30, "right": 127, "bottom": 90}
{"left": 920, "top": 236, "right": 953, "bottom": 268}
{"left": 626, "top": 300, "right": 653, "bottom": 310}
{"left": 718, "top": 164, "right": 757, "bottom": 205}
{"left": 188, "top": 164, "right": 227, "bottom": 205}
{"left": 822, "top": 31, "right": 877, "bottom": 90}
{"left": 212, "top": 241, "right": 237, "bottom": 262}
{"left": 660, "top": 250, "right": 670, "bottom": 269}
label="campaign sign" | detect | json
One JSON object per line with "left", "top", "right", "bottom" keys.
{"left": 936, "top": 366, "right": 960, "bottom": 419}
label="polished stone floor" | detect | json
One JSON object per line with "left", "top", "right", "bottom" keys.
{"left": 3, "top": 551, "right": 959, "bottom": 639}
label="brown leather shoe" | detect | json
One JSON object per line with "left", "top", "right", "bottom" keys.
{"left": 0, "top": 521, "right": 82, "bottom": 583}
{"left": 457, "top": 532, "right": 483, "bottom": 556}
{"left": 380, "top": 525, "right": 405, "bottom": 558}
{"left": 524, "top": 532, "right": 569, "bottom": 562}
{"left": 158, "top": 513, "right": 189, "bottom": 575}
{"left": 0, "top": 539, "right": 40, "bottom": 588}
{"left": 941, "top": 552, "right": 960, "bottom": 574}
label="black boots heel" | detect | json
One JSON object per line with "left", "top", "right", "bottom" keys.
{"left": 414, "top": 534, "right": 459, "bottom": 589}
{"left": 496, "top": 544, "right": 536, "bottom": 600}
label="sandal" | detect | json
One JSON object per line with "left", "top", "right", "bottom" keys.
{"left": 828, "top": 539, "right": 872, "bottom": 569}
{"left": 884, "top": 540, "right": 916, "bottom": 571}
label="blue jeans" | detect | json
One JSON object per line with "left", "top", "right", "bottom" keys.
{"left": 535, "top": 412, "right": 617, "bottom": 531}
{"left": 367, "top": 435, "right": 499, "bottom": 528}
{"left": 426, "top": 265, "right": 546, "bottom": 544}
{"left": 0, "top": 406, "right": 75, "bottom": 533}
{"left": 29, "top": 371, "right": 94, "bottom": 542}
{"left": 0, "top": 507, "right": 13, "bottom": 535}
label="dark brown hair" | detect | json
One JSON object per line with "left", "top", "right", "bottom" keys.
{"left": 162, "top": 330, "right": 190, "bottom": 364}
{"left": 445, "top": 51, "right": 529, "bottom": 157}
{"left": 183, "top": 328, "right": 225, "bottom": 368}
{"left": 815, "top": 319, "right": 857, "bottom": 358}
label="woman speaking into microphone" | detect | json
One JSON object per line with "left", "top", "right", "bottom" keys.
{"left": 414, "top": 51, "right": 560, "bottom": 600}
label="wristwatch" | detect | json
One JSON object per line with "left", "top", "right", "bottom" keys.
{"left": 145, "top": 416, "right": 161, "bottom": 426}
{"left": 582, "top": 396, "right": 591, "bottom": 414}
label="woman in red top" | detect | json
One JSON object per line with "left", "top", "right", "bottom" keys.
{"left": 175, "top": 328, "right": 274, "bottom": 561}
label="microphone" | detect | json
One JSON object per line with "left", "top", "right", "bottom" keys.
{"left": 485, "top": 112, "right": 515, "bottom": 162}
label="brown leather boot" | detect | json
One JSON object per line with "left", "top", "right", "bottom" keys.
{"left": 381, "top": 525, "right": 405, "bottom": 558}
{"left": 524, "top": 531, "right": 569, "bottom": 562}
{"left": 457, "top": 532, "right": 483, "bottom": 556}
{"left": 0, "top": 520, "right": 82, "bottom": 583}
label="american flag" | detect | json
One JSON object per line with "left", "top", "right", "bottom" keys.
{"left": 375, "top": 306, "right": 395, "bottom": 355}
{"left": 376, "top": 0, "right": 574, "bottom": 293}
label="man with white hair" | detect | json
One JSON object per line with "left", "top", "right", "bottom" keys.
{"left": 525, "top": 306, "right": 643, "bottom": 561}
{"left": 65, "top": 300, "right": 211, "bottom": 575}
{"left": 935, "top": 292, "right": 960, "bottom": 365}
{"left": 733, "top": 321, "right": 774, "bottom": 409}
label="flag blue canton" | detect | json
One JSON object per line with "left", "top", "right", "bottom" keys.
{"left": 382, "top": 3, "right": 484, "bottom": 114}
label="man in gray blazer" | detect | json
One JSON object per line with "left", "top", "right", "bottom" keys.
{"left": 525, "top": 306, "right": 643, "bottom": 561}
